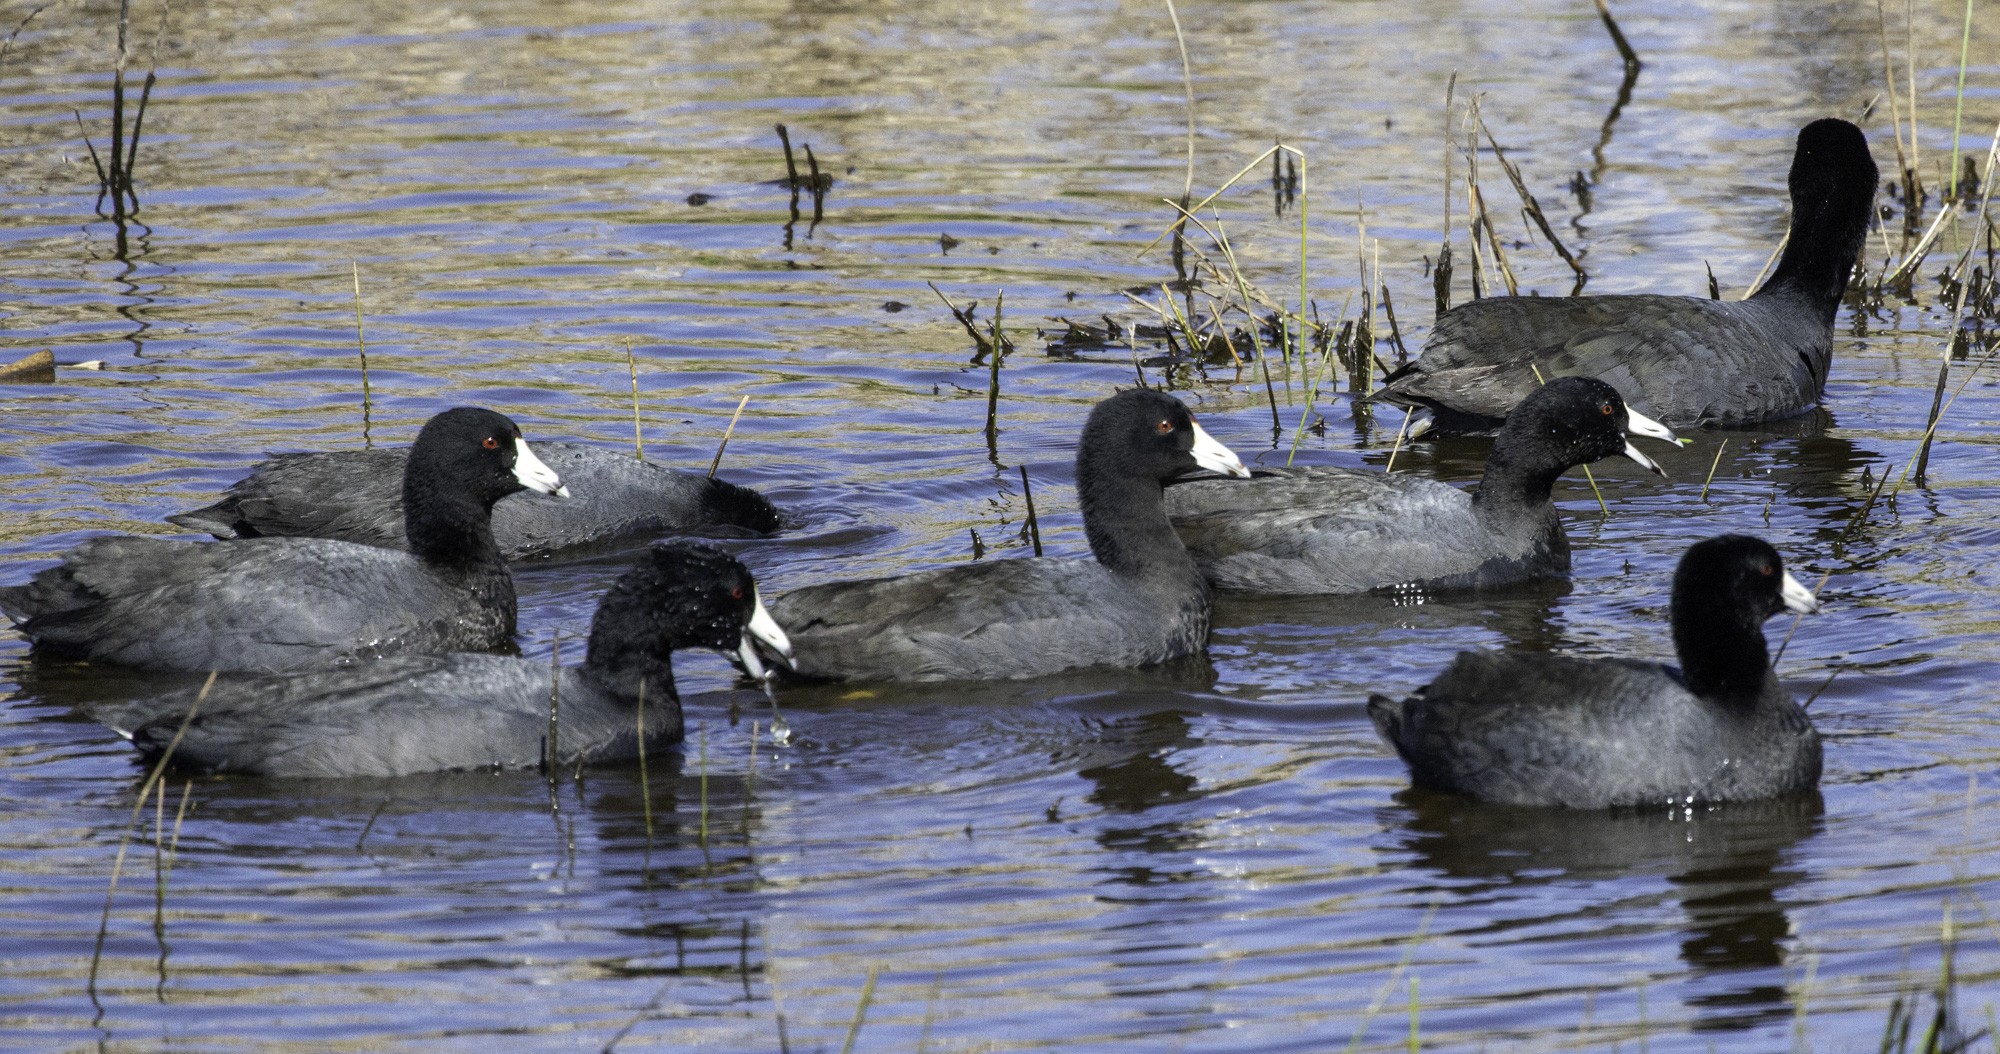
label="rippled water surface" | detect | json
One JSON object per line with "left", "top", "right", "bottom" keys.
{"left": 4, "top": 0, "right": 2000, "bottom": 1049}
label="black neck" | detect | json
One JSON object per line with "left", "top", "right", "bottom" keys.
{"left": 1079, "top": 461, "right": 1196, "bottom": 581}
{"left": 579, "top": 647, "right": 681, "bottom": 705}
{"left": 1755, "top": 185, "right": 1870, "bottom": 321}
{"left": 403, "top": 475, "right": 505, "bottom": 569}
{"left": 1672, "top": 598, "right": 1775, "bottom": 704}
{"left": 1470, "top": 442, "right": 1563, "bottom": 527}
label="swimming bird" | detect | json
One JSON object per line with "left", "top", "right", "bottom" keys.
{"left": 90, "top": 543, "right": 792, "bottom": 778}
{"left": 1375, "top": 118, "right": 1878, "bottom": 433}
{"left": 1368, "top": 534, "right": 1824, "bottom": 808}
{"left": 169, "top": 441, "right": 781, "bottom": 560}
{"left": 770, "top": 388, "right": 1249, "bottom": 682}
{"left": 1, "top": 407, "right": 567, "bottom": 673}
{"left": 1168, "top": 377, "right": 1676, "bottom": 594}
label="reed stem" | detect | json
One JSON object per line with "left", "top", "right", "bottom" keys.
{"left": 709, "top": 395, "right": 750, "bottom": 478}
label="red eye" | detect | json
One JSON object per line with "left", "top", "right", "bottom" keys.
{"left": 730, "top": 586, "right": 744, "bottom": 600}
{"left": 482, "top": 436, "right": 500, "bottom": 450}
{"left": 1156, "top": 419, "right": 1174, "bottom": 434}
{"left": 1758, "top": 564, "right": 1775, "bottom": 577}
{"left": 1600, "top": 403, "right": 1614, "bottom": 416}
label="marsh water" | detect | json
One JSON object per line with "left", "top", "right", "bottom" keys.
{"left": 3, "top": 0, "right": 1999, "bottom": 1049}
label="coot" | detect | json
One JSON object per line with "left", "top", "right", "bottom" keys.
{"left": 170, "top": 441, "right": 781, "bottom": 559}
{"left": 2, "top": 407, "right": 566, "bottom": 672}
{"left": 1376, "top": 119, "right": 1877, "bottom": 432}
{"left": 1169, "top": 377, "right": 1676, "bottom": 594}
{"left": 1368, "top": 535, "right": 1824, "bottom": 808}
{"left": 93, "top": 543, "right": 792, "bottom": 778}
{"left": 770, "top": 388, "right": 1249, "bottom": 682}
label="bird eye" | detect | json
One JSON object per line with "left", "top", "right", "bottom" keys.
{"left": 1758, "top": 563, "right": 1775, "bottom": 577}
{"left": 1156, "top": 419, "right": 1174, "bottom": 434}
{"left": 730, "top": 586, "right": 744, "bottom": 600}
{"left": 1600, "top": 403, "right": 1614, "bottom": 416}
{"left": 482, "top": 436, "right": 500, "bottom": 450}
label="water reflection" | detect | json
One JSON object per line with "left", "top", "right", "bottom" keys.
{"left": 1386, "top": 788, "right": 1823, "bottom": 1034}
{"left": 1078, "top": 709, "right": 1207, "bottom": 882}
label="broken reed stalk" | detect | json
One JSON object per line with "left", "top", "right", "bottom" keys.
{"left": 1874, "top": 0, "right": 1919, "bottom": 211}
{"left": 1140, "top": 141, "right": 1311, "bottom": 397}
{"left": 1296, "top": 149, "right": 1311, "bottom": 391}
{"left": 927, "top": 281, "right": 1008, "bottom": 361}
{"left": 1368, "top": 238, "right": 1386, "bottom": 381}
{"left": 1287, "top": 292, "right": 1351, "bottom": 466}
{"left": 1462, "top": 107, "right": 1491, "bottom": 302}
{"left": 803, "top": 144, "right": 825, "bottom": 227}
{"left": 1380, "top": 281, "right": 1408, "bottom": 357}
{"left": 1883, "top": 203, "right": 1953, "bottom": 288}
{"left": 1470, "top": 178, "right": 1517, "bottom": 295}
{"left": 1591, "top": 0, "right": 1642, "bottom": 70}
{"left": 1475, "top": 111, "right": 1588, "bottom": 282}
{"left": 1699, "top": 439, "right": 1728, "bottom": 501}
{"left": 708, "top": 395, "right": 749, "bottom": 478}
{"left": 1383, "top": 409, "right": 1414, "bottom": 473}
{"left": 1947, "top": 0, "right": 1974, "bottom": 200}
{"left": 1178, "top": 205, "right": 1256, "bottom": 369}
{"left": 1135, "top": 142, "right": 1289, "bottom": 258}
{"left": 838, "top": 965, "right": 883, "bottom": 1054}
{"left": 0, "top": 1, "right": 61, "bottom": 69}
{"left": 1836, "top": 461, "right": 1897, "bottom": 549}
{"left": 1355, "top": 208, "right": 1376, "bottom": 390}
{"left": 1435, "top": 72, "right": 1458, "bottom": 319}
{"left": 352, "top": 261, "right": 373, "bottom": 449}
{"left": 89, "top": 671, "right": 217, "bottom": 1009}
{"left": 776, "top": 122, "right": 801, "bottom": 188}
{"left": 1019, "top": 465, "right": 1042, "bottom": 556}
{"left": 74, "top": 0, "right": 161, "bottom": 223}
{"left": 1162, "top": 0, "right": 1196, "bottom": 224}
{"left": 984, "top": 291, "right": 1006, "bottom": 451}
{"left": 1915, "top": 122, "right": 2000, "bottom": 485}
{"left": 623, "top": 339, "right": 644, "bottom": 461}
{"left": 1157, "top": 283, "right": 1206, "bottom": 362}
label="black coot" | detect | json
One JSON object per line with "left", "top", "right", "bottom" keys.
{"left": 770, "top": 388, "right": 1249, "bottom": 682}
{"left": 170, "top": 441, "right": 780, "bottom": 559}
{"left": 1368, "top": 535, "right": 1825, "bottom": 808}
{"left": 92, "top": 543, "right": 792, "bottom": 778}
{"left": 1170, "top": 377, "right": 1677, "bottom": 594}
{"left": 1376, "top": 119, "right": 1877, "bottom": 432}
{"left": 2, "top": 407, "right": 566, "bottom": 672}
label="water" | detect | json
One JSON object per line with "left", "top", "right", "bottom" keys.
{"left": 2, "top": 0, "right": 1998, "bottom": 1048}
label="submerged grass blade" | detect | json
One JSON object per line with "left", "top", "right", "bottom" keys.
{"left": 1344, "top": 904, "right": 1438, "bottom": 1054}
{"left": 838, "top": 965, "right": 883, "bottom": 1054}
{"left": 636, "top": 678, "right": 652, "bottom": 842}
{"left": 89, "top": 671, "right": 216, "bottom": 1009}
